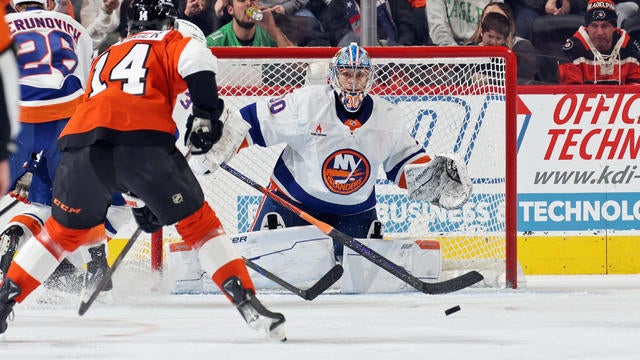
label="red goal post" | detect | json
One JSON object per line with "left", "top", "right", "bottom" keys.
{"left": 145, "top": 46, "right": 519, "bottom": 288}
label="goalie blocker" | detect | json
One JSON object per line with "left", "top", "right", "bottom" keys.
{"left": 166, "top": 225, "right": 441, "bottom": 294}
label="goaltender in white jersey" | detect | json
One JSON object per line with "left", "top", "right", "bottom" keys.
{"left": 196, "top": 43, "right": 473, "bottom": 260}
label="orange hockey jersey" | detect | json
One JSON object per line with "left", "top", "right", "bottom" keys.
{"left": 0, "top": 2, "right": 10, "bottom": 54}
{"left": 58, "top": 30, "right": 218, "bottom": 150}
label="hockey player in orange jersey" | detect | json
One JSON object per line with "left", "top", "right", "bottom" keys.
{"left": 0, "top": 0, "right": 286, "bottom": 341}
{"left": 0, "top": 0, "right": 118, "bottom": 298}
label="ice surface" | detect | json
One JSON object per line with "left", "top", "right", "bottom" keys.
{"left": 1, "top": 275, "right": 639, "bottom": 360}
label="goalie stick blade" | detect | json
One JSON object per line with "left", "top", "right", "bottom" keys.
{"left": 329, "top": 229, "right": 483, "bottom": 295}
{"left": 420, "top": 271, "right": 484, "bottom": 295}
{"left": 245, "top": 258, "right": 342, "bottom": 300}
{"left": 304, "top": 263, "right": 343, "bottom": 300}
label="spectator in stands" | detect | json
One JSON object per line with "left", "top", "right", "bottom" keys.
{"left": 259, "top": 0, "right": 330, "bottom": 46}
{"left": 427, "top": 0, "right": 493, "bottom": 46}
{"left": 327, "top": 0, "right": 416, "bottom": 46}
{"left": 178, "top": 0, "right": 216, "bottom": 35}
{"left": 559, "top": 0, "right": 640, "bottom": 84}
{"left": 472, "top": 12, "right": 510, "bottom": 46}
{"left": 467, "top": 12, "right": 511, "bottom": 85}
{"left": 467, "top": 2, "right": 538, "bottom": 84}
{"left": 206, "top": 0, "right": 294, "bottom": 46}
{"left": 80, "top": 0, "right": 121, "bottom": 51}
{"left": 260, "top": 0, "right": 313, "bottom": 16}
{"left": 213, "top": 0, "right": 232, "bottom": 29}
{"left": 506, "top": 0, "right": 574, "bottom": 40}
{"left": 408, "top": 0, "right": 428, "bottom": 44}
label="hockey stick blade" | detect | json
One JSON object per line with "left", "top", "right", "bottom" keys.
{"left": 245, "top": 258, "right": 343, "bottom": 300}
{"left": 78, "top": 227, "right": 143, "bottom": 316}
{"left": 328, "top": 228, "right": 483, "bottom": 294}
{"left": 221, "top": 163, "right": 483, "bottom": 295}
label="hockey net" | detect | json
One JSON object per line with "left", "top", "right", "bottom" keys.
{"left": 127, "top": 46, "right": 519, "bottom": 288}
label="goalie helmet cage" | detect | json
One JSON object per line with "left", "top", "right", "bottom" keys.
{"left": 143, "top": 46, "right": 519, "bottom": 289}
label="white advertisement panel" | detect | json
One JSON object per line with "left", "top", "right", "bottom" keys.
{"left": 517, "top": 92, "right": 640, "bottom": 232}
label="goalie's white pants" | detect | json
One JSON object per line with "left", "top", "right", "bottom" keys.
{"left": 166, "top": 225, "right": 441, "bottom": 294}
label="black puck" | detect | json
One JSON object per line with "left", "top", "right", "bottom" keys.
{"left": 445, "top": 305, "right": 461, "bottom": 316}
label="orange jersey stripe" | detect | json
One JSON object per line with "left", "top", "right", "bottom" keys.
{"left": 20, "top": 96, "right": 83, "bottom": 123}
{"left": 5, "top": 263, "right": 41, "bottom": 303}
{"left": 10, "top": 214, "right": 44, "bottom": 236}
{"left": 211, "top": 258, "right": 255, "bottom": 301}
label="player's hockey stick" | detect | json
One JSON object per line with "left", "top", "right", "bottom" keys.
{"left": 78, "top": 227, "right": 143, "bottom": 316}
{"left": 0, "top": 199, "right": 19, "bottom": 217}
{"left": 244, "top": 257, "right": 343, "bottom": 300}
{"left": 221, "top": 163, "right": 484, "bottom": 295}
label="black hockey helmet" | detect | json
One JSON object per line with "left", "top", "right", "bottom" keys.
{"left": 127, "top": 0, "right": 177, "bottom": 35}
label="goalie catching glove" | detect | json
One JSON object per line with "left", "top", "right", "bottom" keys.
{"left": 185, "top": 99, "right": 225, "bottom": 155}
{"left": 405, "top": 153, "right": 472, "bottom": 210}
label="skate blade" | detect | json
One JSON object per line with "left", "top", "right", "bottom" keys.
{"left": 243, "top": 310, "right": 287, "bottom": 342}
{"left": 266, "top": 319, "right": 287, "bottom": 342}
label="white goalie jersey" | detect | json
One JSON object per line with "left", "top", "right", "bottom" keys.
{"left": 239, "top": 84, "right": 429, "bottom": 215}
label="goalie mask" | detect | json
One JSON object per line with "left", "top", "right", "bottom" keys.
{"left": 329, "top": 42, "right": 374, "bottom": 113}
{"left": 128, "top": 0, "right": 177, "bottom": 35}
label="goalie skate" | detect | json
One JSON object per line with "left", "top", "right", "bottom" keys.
{"left": 222, "top": 276, "right": 286, "bottom": 342}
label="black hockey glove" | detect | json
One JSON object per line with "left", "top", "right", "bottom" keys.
{"left": 132, "top": 206, "right": 163, "bottom": 233}
{"left": 185, "top": 100, "right": 224, "bottom": 155}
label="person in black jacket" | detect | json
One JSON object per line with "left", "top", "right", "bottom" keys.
{"left": 327, "top": 0, "right": 416, "bottom": 46}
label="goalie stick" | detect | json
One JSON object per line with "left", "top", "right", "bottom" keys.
{"left": 78, "top": 227, "right": 142, "bottom": 316}
{"left": 245, "top": 257, "right": 343, "bottom": 300}
{"left": 0, "top": 199, "right": 19, "bottom": 217}
{"left": 220, "top": 163, "right": 484, "bottom": 295}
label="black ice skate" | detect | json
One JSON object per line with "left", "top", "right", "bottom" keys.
{"left": 222, "top": 276, "right": 286, "bottom": 342}
{"left": 82, "top": 244, "right": 113, "bottom": 304}
{"left": 0, "top": 226, "right": 23, "bottom": 283}
{"left": 85, "top": 244, "right": 113, "bottom": 292}
{"left": 0, "top": 279, "right": 21, "bottom": 334}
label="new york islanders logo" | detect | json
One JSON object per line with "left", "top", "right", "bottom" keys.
{"left": 322, "top": 149, "right": 370, "bottom": 194}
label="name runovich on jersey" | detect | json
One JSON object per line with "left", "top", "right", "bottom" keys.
{"left": 5, "top": 9, "right": 92, "bottom": 123}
